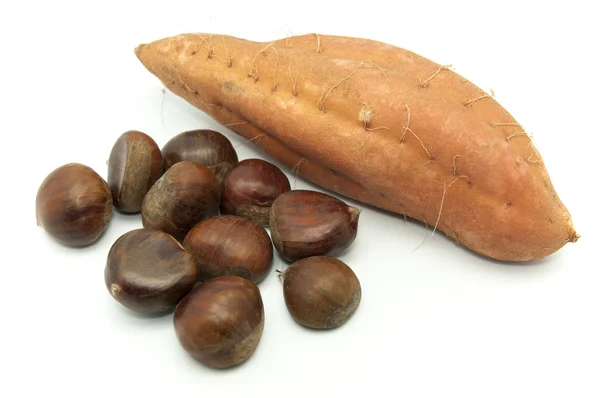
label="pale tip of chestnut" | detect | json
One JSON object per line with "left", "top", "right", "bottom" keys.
{"left": 110, "top": 284, "right": 121, "bottom": 296}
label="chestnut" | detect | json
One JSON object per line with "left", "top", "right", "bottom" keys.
{"left": 36, "top": 163, "right": 113, "bottom": 247}
{"left": 161, "top": 129, "right": 238, "bottom": 186}
{"left": 105, "top": 228, "right": 198, "bottom": 314}
{"left": 183, "top": 215, "right": 273, "bottom": 283}
{"left": 279, "top": 256, "right": 361, "bottom": 329}
{"left": 220, "top": 159, "right": 291, "bottom": 227}
{"left": 141, "top": 161, "right": 220, "bottom": 241}
{"left": 269, "top": 190, "right": 361, "bottom": 262}
{"left": 174, "top": 276, "right": 264, "bottom": 369}
{"left": 108, "top": 130, "right": 163, "bottom": 213}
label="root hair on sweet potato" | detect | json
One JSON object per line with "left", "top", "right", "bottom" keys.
{"left": 406, "top": 128, "right": 433, "bottom": 160}
{"left": 234, "top": 133, "right": 266, "bottom": 148}
{"left": 432, "top": 175, "right": 470, "bottom": 237}
{"left": 291, "top": 157, "right": 307, "bottom": 188}
{"left": 464, "top": 93, "right": 491, "bottom": 108}
{"left": 218, "top": 35, "right": 232, "bottom": 67}
{"left": 288, "top": 67, "right": 298, "bottom": 96}
{"left": 270, "top": 44, "right": 280, "bottom": 91}
{"left": 318, "top": 61, "right": 365, "bottom": 112}
{"left": 364, "top": 60, "right": 388, "bottom": 80}
{"left": 224, "top": 121, "right": 249, "bottom": 128}
{"left": 248, "top": 42, "right": 277, "bottom": 82}
{"left": 399, "top": 202, "right": 407, "bottom": 222}
{"left": 452, "top": 155, "right": 461, "bottom": 176}
{"left": 506, "top": 132, "right": 530, "bottom": 142}
{"left": 401, "top": 104, "right": 411, "bottom": 142}
{"left": 525, "top": 145, "right": 544, "bottom": 163}
{"left": 418, "top": 64, "right": 452, "bottom": 88}
{"left": 314, "top": 33, "right": 321, "bottom": 53}
{"left": 411, "top": 212, "right": 431, "bottom": 253}
{"left": 398, "top": 104, "right": 432, "bottom": 159}
{"left": 491, "top": 122, "right": 523, "bottom": 128}
{"left": 366, "top": 126, "right": 390, "bottom": 132}
{"left": 195, "top": 34, "right": 215, "bottom": 59}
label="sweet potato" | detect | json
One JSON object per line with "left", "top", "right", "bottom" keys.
{"left": 134, "top": 32, "right": 578, "bottom": 261}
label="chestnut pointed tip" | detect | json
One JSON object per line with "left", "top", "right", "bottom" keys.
{"left": 110, "top": 283, "right": 122, "bottom": 296}
{"left": 276, "top": 268, "right": 285, "bottom": 282}
{"left": 349, "top": 206, "right": 361, "bottom": 222}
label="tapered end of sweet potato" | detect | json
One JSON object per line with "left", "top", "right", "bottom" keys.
{"left": 134, "top": 43, "right": 156, "bottom": 75}
{"left": 134, "top": 44, "right": 145, "bottom": 59}
{"left": 134, "top": 38, "right": 176, "bottom": 77}
{"left": 568, "top": 223, "right": 580, "bottom": 243}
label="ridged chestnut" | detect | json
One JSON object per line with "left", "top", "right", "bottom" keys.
{"left": 220, "top": 159, "right": 291, "bottom": 227}
{"left": 183, "top": 215, "right": 273, "bottom": 283}
{"left": 174, "top": 276, "right": 264, "bottom": 369}
{"left": 141, "top": 161, "right": 220, "bottom": 241}
{"left": 280, "top": 256, "right": 361, "bottom": 329}
{"left": 36, "top": 163, "right": 113, "bottom": 247}
{"left": 105, "top": 228, "right": 198, "bottom": 314}
{"left": 108, "top": 130, "right": 163, "bottom": 213}
{"left": 269, "top": 190, "right": 361, "bottom": 262}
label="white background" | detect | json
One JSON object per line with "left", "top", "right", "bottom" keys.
{"left": 1, "top": 0, "right": 598, "bottom": 396}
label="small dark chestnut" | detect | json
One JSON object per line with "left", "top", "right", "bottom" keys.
{"left": 174, "top": 276, "right": 264, "bottom": 369}
{"left": 141, "top": 161, "right": 220, "bottom": 241}
{"left": 220, "top": 158, "right": 291, "bottom": 227}
{"left": 269, "top": 190, "right": 361, "bottom": 262}
{"left": 183, "top": 215, "right": 273, "bottom": 283}
{"left": 279, "top": 256, "right": 361, "bottom": 329}
{"left": 105, "top": 228, "right": 198, "bottom": 314}
{"left": 36, "top": 163, "right": 113, "bottom": 247}
{"left": 107, "top": 130, "right": 163, "bottom": 213}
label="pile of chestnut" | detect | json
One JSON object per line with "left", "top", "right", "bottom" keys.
{"left": 35, "top": 129, "right": 362, "bottom": 369}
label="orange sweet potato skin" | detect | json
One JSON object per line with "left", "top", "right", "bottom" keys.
{"left": 134, "top": 33, "right": 578, "bottom": 261}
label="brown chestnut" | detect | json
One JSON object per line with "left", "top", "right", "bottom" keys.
{"left": 183, "top": 215, "right": 273, "bottom": 283}
{"left": 161, "top": 129, "right": 238, "bottom": 186}
{"left": 108, "top": 130, "right": 163, "bottom": 213}
{"left": 220, "top": 159, "right": 291, "bottom": 227}
{"left": 174, "top": 275, "right": 264, "bottom": 369}
{"left": 105, "top": 228, "right": 198, "bottom": 314}
{"left": 36, "top": 163, "right": 113, "bottom": 247}
{"left": 279, "top": 256, "right": 361, "bottom": 329}
{"left": 141, "top": 161, "right": 220, "bottom": 241}
{"left": 269, "top": 190, "right": 361, "bottom": 262}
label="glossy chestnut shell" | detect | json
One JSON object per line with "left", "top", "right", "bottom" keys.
{"left": 280, "top": 256, "right": 361, "bottom": 329}
{"left": 36, "top": 163, "right": 113, "bottom": 247}
{"left": 174, "top": 276, "right": 264, "bottom": 368}
{"left": 141, "top": 161, "right": 220, "bottom": 241}
{"left": 107, "top": 130, "right": 163, "bottom": 213}
{"left": 269, "top": 190, "right": 361, "bottom": 262}
{"left": 161, "top": 129, "right": 238, "bottom": 186}
{"left": 183, "top": 215, "right": 273, "bottom": 283}
{"left": 220, "top": 159, "right": 291, "bottom": 227}
{"left": 105, "top": 228, "right": 198, "bottom": 314}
